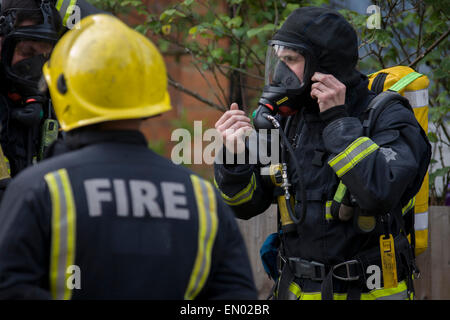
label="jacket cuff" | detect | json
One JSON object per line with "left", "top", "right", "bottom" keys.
{"left": 320, "top": 105, "right": 349, "bottom": 126}
{"left": 214, "top": 146, "right": 253, "bottom": 182}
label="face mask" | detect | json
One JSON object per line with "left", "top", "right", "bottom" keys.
{"left": 0, "top": 0, "right": 59, "bottom": 98}
{"left": 259, "top": 60, "right": 304, "bottom": 116}
{"left": 253, "top": 41, "right": 316, "bottom": 130}
{"left": 11, "top": 53, "right": 47, "bottom": 84}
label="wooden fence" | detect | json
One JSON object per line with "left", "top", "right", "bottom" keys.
{"left": 414, "top": 206, "right": 450, "bottom": 299}
{"left": 237, "top": 205, "right": 450, "bottom": 300}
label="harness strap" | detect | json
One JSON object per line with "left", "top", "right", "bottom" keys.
{"left": 277, "top": 258, "right": 296, "bottom": 300}
{"left": 279, "top": 234, "right": 415, "bottom": 300}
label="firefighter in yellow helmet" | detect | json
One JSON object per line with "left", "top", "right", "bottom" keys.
{"left": 0, "top": 14, "right": 257, "bottom": 300}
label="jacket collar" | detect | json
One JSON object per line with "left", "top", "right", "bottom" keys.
{"left": 65, "top": 129, "right": 148, "bottom": 150}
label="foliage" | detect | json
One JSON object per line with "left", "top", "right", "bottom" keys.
{"left": 88, "top": 0, "right": 449, "bottom": 204}
{"left": 339, "top": 1, "right": 449, "bottom": 204}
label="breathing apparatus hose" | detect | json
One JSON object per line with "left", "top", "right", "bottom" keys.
{"left": 264, "top": 114, "right": 307, "bottom": 225}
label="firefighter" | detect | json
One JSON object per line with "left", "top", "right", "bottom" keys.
{"left": 0, "top": 14, "right": 257, "bottom": 300}
{"left": 0, "top": 0, "right": 103, "bottom": 198}
{"left": 214, "top": 7, "right": 431, "bottom": 300}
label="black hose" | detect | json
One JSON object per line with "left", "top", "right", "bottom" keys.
{"left": 264, "top": 114, "right": 307, "bottom": 225}
{"left": 278, "top": 125, "right": 307, "bottom": 225}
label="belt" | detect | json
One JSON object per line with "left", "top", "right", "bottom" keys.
{"left": 287, "top": 258, "right": 362, "bottom": 282}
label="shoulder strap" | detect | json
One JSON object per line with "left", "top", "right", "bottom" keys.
{"left": 361, "top": 91, "right": 412, "bottom": 137}
{"left": 388, "top": 72, "right": 424, "bottom": 92}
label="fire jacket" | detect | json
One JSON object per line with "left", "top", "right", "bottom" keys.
{"left": 214, "top": 76, "right": 431, "bottom": 296}
{"left": 0, "top": 130, "right": 257, "bottom": 300}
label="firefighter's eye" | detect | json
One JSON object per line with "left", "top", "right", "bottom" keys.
{"left": 281, "top": 55, "right": 298, "bottom": 64}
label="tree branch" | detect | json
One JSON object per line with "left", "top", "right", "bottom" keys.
{"left": 409, "top": 27, "right": 450, "bottom": 68}
{"left": 168, "top": 76, "right": 227, "bottom": 112}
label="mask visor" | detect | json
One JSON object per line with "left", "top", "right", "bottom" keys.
{"left": 265, "top": 44, "right": 304, "bottom": 91}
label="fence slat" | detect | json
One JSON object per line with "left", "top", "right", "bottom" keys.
{"left": 415, "top": 206, "right": 450, "bottom": 299}
{"left": 236, "top": 205, "right": 277, "bottom": 299}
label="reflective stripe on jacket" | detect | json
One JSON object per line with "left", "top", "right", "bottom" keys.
{"left": 214, "top": 77, "right": 430, "bottom": 297}
{"left": 0, "top": 131, "right": 257, "bottom": 300}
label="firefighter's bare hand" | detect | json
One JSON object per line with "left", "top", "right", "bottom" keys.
{"left": 215, "top": 103, "right": 253, "bottom": 154}
{"left": 310, "top": 72, "right": 346, "bottom": 112}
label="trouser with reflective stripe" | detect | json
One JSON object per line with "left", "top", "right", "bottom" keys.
{"left": 284, "top": 280, "right": 412, "bottom": 300}
{"left": 275, "top": 235, "right": 416, "bottom": 300}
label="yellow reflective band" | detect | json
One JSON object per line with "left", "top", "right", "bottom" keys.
{"left": 328, "top": 137, "right": 379, "bottom": 178}
{"left": 329, "top": 137, "right": 370, "bottom": 167}
{"left": 1, "top": 155, "right": 10, "bottom": 177}
{"left": 56, "top": 0, "right": 64, "bottom": 10}
{"left": 214, "top": 173, "right": 256, "bottom": 206}
{"left": 333, "top": 181, "right": 347, "bottom": 203}
{"left": 185, "top": 175, "right": 218, "bottom": 300}
{"left": 59, "top": 169, "right": 76, "bottom": 300}
{"left": 402, "top": 197, "right": 415, "bottom": 216}
{"left": 44, "top": 169, "right": 76, "bottom": 300}
{"left": 288, "top": 282, "right": 302, "bottom": 299}
{"left": 388, "top": 72, "right": 423, "bottom": 93}
{"left": 325, "top": 201, "right": 333, "bottom": 220}
{"left": 363, "top": 280, "right": 409, "bottom": 300}
{"left": 291, "top": 280, "right": 410, "bottom": 300}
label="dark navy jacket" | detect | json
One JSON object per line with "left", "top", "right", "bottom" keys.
{"left": 0, "top": 130, "right": 257, "bottom": 300}
{"left": 214, "top": 76, "right": 430, "bottom": 271}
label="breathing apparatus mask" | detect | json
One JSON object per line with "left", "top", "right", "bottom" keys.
{"left": 252, "top": 40, "right": 318, "bottom": 227}
{"left": 0, "top": 1, "right": 61, "bottom": 171}
{"left": 253, "top": 40, "right": 317, "bottom": 130}
{"left": 0, "top": 0, "right": 60, "bottom": 98}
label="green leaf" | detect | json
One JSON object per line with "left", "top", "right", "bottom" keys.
{"left": 157, "top": 39, "right": 170, "bottom": 53}
{"left": 211, "top": 48, "right": 225, "bottom": 60}
{"left": 160, "top": 9, "right": 176, "bottom": 21}
{"left": 227, "top": 16, "right": 242, "bottom": 28}
{"left": 283, "top": 3, "right": 300, "bottom": 15}
{"left": 232, "top": 27, "right": 247, "bottom": 38}
{"left": 189, "top": 26, "right": 198, "bottom": 35}
{"left": 428, "top": 132, "right": 438, "bottom": 143}
{"left": 121, "top": 0, "right": 142, "bottom": 7}
{"left": 246, "top": 23, "right": 275, "bottom": 38}
{"left": 430, "top": 167, "right": 450, "bottom": 182}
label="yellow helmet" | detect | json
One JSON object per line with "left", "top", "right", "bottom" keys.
{"left": 43, "top": 14, "right": 172, "bottom": 131}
